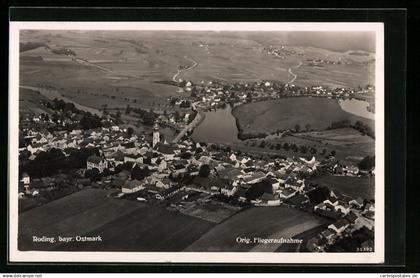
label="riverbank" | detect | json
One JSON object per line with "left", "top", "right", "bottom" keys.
{"left": 338, "top": 98, "right": 375, "bottom": 120}
{"left": 173, "top": 109, "right": 205, "bottom": 143}
{"left": 232, "top": 96, "right": 375, "bottom": 140}
{"left": 191, "top": 105, "right": 238, "bottom": 144}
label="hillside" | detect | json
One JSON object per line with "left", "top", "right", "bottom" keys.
{"left": 19, "top": 30, "right": 375, "bottom": 111}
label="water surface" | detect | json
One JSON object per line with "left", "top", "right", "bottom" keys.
{"left": 192, "top": 105, "right": 239, "bottom": 144}
{"left": 338, "top": 98, "right": 375, "bottom": 120}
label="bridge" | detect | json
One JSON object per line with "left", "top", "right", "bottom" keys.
{"left": 172, "top": 103, "right": 204, "bottom": 143}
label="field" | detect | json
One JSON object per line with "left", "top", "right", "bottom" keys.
{"left": 309, "top": 174, "right": 375, "bottom": 200}
{"left": 19, "top": 88, "right": 54, "bottom": 117}
{"left": 293, "top": 63, "right": 375, "bottom": 88}
{"left": 232, "top": 98, "right": 374, "bottom": 135}
{"left": 20, "top": 30, "right": 375, "bottom": 112}
{"left": 180, "top": 200, "right": 242, "bottom": 223}
{"left": 238, "top": 128, "right": 375, "bottom": 163}
{"left": 18, "top": 188, "right": 216, "bottom": 251}
{"left": 185, "top": 207, "right": 328, "bottom": 252}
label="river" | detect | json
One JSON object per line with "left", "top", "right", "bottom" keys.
{"left": 191, "top": 97, "right": 375, "bottom": 145}
{"left": 338, "top": 98, "right": 375, "bottom": 120}
{"left": 191, "top": 105, "right": 239, "bottom": 144}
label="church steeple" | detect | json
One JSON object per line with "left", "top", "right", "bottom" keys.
{"left": 152, "top": 123, "right": 160, "bottom": 148}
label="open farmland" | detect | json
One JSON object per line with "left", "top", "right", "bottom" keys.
{"left": 294, "top": 63, "right": 375, "bottom": 89}
{"left": 20, "top": 30, "right": 375, "bottom": 112}
{"left": 180, "top": 200, "right": 242, "bottom": 223}
{"left": 232, "top": 97, "right": 374, "bottom": 135}
{"left": 18, "top": 188, "right": 216, "bottom": 251}
{"left": 309, "top": 174, "right": 375, "bottom": 200}
{"left": 240, "top": 128, "right": 374, "bottom": 163}
{"left": 185, "top": 207, "right": 328, "bottom": 252}
{"left": 19, "top": 88, "right": 54, "bottom": 117}
{"left": 54, "top": 205, "right": 215, "bottom": 252}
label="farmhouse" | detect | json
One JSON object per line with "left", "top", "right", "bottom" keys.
{"left": 243, "top": 171, "right": 266, "bottom": 184}
{"left": 279, "top": 187, "right": 297, "bottom": 199}
{"left": 86, "top": 155, "right": 108, "bottom": 173}
{"left": 220, "top": 182, "right": 237, "bottom": 197}
{"left": 260, "top": 192, "right": 281, "bottom": 206}
{"left": 285, "top": 194, "right": 309, "bottom": 207}
{"left": 124, "top": 153, "right": 143, "bottom": 164}
{"left": 335, "top": 201, "right": 351, "bottom": 215}
{"left": 328, "top": 219, "right": 350, "bottom": 235}
{"left": 21, "top": 172, "right": 31, "bottom": 185}
{"left": 349, "top": 197, "right": 364, "bottom": 209}
{"left": 321, "top": 228, "right": 336, "bottom": 244}
{"left": 155, "top": 143, "right": 176, "bottom": 160}
{"left": 122, "top": 179, "right": 144, "bottom": 194}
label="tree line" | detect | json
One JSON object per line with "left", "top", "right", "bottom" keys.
{"left": 328, "top": 119, "right": 374, "bottom": 138}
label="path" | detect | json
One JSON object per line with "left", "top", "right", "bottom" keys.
{"left": 172, "top": 56, "right": 199, "bottom": 82}
{"left": 72, "top": 57, "right": 113, "bottom": 72}
{"left": 287, "top": 61, "right": 303, "bottom": 84}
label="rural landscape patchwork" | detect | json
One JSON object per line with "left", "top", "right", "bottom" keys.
{"left": 18, "top": 30, "right": 376, "bottom": 253}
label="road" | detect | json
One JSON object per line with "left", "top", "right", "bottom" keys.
{"left": 73, "top": 57, "right": 113, "bottom": 72}
{"left": 172, "top": 102, "right": 204, "bottom": 143}
{"left": 172, "top": 56, "right": 199, "bottom": 82}
{"left": 287, "top": 61, "right": 303, "bottom": 84}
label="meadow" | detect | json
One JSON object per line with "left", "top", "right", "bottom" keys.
{"left": 232, "top": 97, "right": 374, "bottom": 135}
{"left": 241, "top": 128, "right": 375, "bottom": 163}
{"left": 19, "top": 88, "right": 54, "bottom": 117}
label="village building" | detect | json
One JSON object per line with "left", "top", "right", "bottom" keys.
{"left": 349, "top": 197, "right": 364, "bottom": 209}
{"left": 279, "top": 187, "right": 297, "bottom": 199}
{"left": 152, "top": 123, "right": 160, "bottom": 148}
{"left": 328, "top": 219, "right": 350, "bottom": 235}
{"left": 155, "top": 143, "right": 176, "bottom": 161}
{"left": 321, "top": 228, "right": 336, "bottom": 244}
{"left": 21, "top": 172, "right": 30, "bottom": 185}
{"left": 124, "top": 153, "right": 143, "bottom": 164}
{"left": 335, "top": 201, "right": 351, "bottom": 215}
{"left": 285, "top": 193, "right": 309, "bottom": 207}
{"left": 220, "top": 182, "right": 237, "bottom": 197}
{"left": 260, "top": 192, "right": 281, "bottom": 206}
{"left": 122, "top": 179, "right": 144, "bottom": 194}
{"left": 86, "top": 154, "right": 108, "bottom": 173}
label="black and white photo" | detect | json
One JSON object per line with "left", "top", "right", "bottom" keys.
{"left": 9, "top": 22, "right": 384, "bottom": 263}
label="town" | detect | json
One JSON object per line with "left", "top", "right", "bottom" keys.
{"left": 18, "top": 76, "right": 375, "bottom": 252}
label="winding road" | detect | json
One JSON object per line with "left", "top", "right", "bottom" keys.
{"left": 172, "top": 56, "right": 199, "bottom": 82}
{"left": 287, "top": 61, "right": 303, "bottom": 84}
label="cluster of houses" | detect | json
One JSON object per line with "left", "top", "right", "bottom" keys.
{"left": 306, "top": 189, "right": 375, "bottom": 252}
{"left": 263, "top": 45, "right": 301, "bottom": 59}
{"left": 176, "top": 77, "right": 373, "bottom": 115}
{"left": 20, "top": 110, "right": 325, "bottom": 207}
{"left": 306, "top": 58, "right": 352, "bottom": 66}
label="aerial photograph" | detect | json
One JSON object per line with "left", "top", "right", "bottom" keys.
{"left": 17, "top": 28, "right": 376, "bottom": 254}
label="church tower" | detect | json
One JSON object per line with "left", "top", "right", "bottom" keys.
{"left": 152, "top": 123, "right": 160, "bottom": 148}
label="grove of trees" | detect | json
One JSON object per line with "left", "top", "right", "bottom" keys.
{"left": 358, "top": 155, "right": 375, "bottom": 171}
{"left": 198, "top": 164, "right": 211, "bottom": 177}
